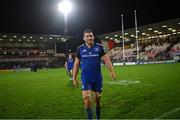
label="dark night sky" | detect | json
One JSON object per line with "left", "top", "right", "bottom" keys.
{"left": 0, "top": 0, "right": 179, "bottom": 36}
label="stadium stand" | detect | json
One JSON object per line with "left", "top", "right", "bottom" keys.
{"left": 1, "top": 18, "right": 180, "bottom": 69}
{"left": 98, "top": 18, "right": 180, "bottom": 64}
{"left": 0, "top": 33, "right": 73, "bottom": 69}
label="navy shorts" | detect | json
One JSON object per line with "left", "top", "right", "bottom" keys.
{"left": 67, "top": 68, "right": 73, "bottom": 72}
{"left": 81, "top": 80, "right": 102, "bottom": 92}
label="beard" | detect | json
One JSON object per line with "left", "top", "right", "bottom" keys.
{"left": 87, "top": 39, "right": 94, "bottom": 45}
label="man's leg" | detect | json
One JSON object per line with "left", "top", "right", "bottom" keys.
{"left": 66, "top": 68, "right": 69, "bottom": 75}
{"left": 82, "top": 90, "right": 93, "bottom": 119}
{"left": 69, "top": 69, "right": 73, "bottom": 80}
{"left": 94, "top": 92, "right": 101, "bottom": 119}
{"left": 67, "top": 69, "right": 71, "bottom": 80}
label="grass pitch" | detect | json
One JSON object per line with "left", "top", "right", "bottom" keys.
{"left": 0, "top": 63, "right": 180, "bottom": 119}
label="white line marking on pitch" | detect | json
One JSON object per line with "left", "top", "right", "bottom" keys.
{"left": 106, "top": 77, "right": 158, "bottom": 87}
{"left": 123, "top": 77, "right": 140, "bottom": 80}
{"left": 154, "top": 107, "right": 180, "bottom": 119}
{"left": 107, "top": 78, "right": 141, "bottom": 85}
{"left": 108, "top": 82, "right": 129, "bottom": 85}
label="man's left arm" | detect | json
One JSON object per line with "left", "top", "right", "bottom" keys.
{"left": 102, "top": 54, "right": 115, "bottom": 80}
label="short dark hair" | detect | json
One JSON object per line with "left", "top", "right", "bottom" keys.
{"left": 83, "top": 29, "right": 93, "bottom": 35}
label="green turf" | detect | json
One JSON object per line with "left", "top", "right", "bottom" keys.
{"left": 0, "top": 63, "right": 180, "bottom": 119}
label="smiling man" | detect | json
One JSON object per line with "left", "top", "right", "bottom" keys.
{"left": 73, "top": 29, "right": 115, "bottom": 119}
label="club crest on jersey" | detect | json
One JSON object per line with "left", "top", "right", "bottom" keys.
{"left": 94, "top": 48, "right": 99, "bottom": 51}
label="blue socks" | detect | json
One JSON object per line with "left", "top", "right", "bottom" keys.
{"left": 96, "top": 106, "right": 101, "bottom": 119}
{"left": 85, "top": 108, "right": 93, "bottom": 119}
{"left": 85, "top": 107, "right": 101, "bottom": 119}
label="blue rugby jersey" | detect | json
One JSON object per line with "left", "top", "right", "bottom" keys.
{"left": 67, "top": 58, "right": 74, "bottom": 69}
{"left": 76, "top": 43, "right": 106, "bottom": 82}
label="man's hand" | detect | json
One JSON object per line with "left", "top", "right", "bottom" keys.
{"left": 111, "top": 71, "right": 115, "bottom": 81}
{"left": 73, "top": 79, "right": 79, "bottom": 87}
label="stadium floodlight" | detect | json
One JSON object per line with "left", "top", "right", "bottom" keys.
{"left": 142, "top": 32, "right": 146, "bottom": 35}
{"left": 105, "top": 36, "right": 109, "bottom": 39}
{"left": 148, "top": 28, "right": 152, "bottom": 31}
{"left": 162, "top": 25, "right": 167, "bottom": 28}
{"left": 125, "top": 32, "right": 128, "bottom": 35}
{"left": 58, "top": 0, "right": 72, "bottom": 16}
{"left": 114, "top": 35, "right": 118, "bottom": 37}
{"left": 131, "top": 34, "right": 135, "bottom": 37}
{"left": 168, "top": 28, "right": 172, "bottom": 31}
{"left": 154, "top": 30, "right": 158, "bottom": 33}
{"left": 58, "top": 0, "right": 72, "bottom": 35}
{"left": 172, "top": 29, "right": 176, "bottom": 32}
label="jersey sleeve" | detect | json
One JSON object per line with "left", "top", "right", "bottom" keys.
{"left": 76, "top": 47, "right": 81, "bottom": 60}
{"left": 99, "top": 45, "right": 106, "bottom": 57}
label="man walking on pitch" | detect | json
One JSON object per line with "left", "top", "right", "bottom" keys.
{"left": 65, "top": 53, "right": 74, "bottom": 81}
{"left": 73, "top": 29, "right": 115, "bottom": 119}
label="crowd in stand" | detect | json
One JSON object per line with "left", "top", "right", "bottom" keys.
{"left": 107, "top": 41, "right": 180, "bottom": 62}
{"left": 171, "top": 43, "right": 180, "bottom": 53}
{"left": 0, "top": 47, "right": 48, "bottom": 59}
{"left": 143, "top": 43, "right": 169, "bottom": 60}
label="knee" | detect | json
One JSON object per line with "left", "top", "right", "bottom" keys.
{"left": 83, "top": 95, "right": 92, "bottom": 108}
{"left": 94, "top": 93, "right": 101, "bottom": 106}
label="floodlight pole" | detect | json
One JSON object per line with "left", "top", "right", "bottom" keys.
{"left": 64, "top": 13, "right": 69, "bottom": 57}
{"left": 64, "top": 13, "right": 68, "bottom": 36}
{"left": 58, "top": 0, "right": 72, "bottom": 57}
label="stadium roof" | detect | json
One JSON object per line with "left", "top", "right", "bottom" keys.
{"left": 97, "top": 18, "right": 180, "bottom": 43}
{"left": 0, "top": 33, "right": 73, "bottom": 44}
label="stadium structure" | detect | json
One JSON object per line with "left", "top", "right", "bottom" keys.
{"left": 98, "top": 17, "right": 180, "bottom": 65}
{"left": 0, "top": 18, "right": 180, "bottom": 69}
{"left": 1, "top": 18, "right": 180, "bottom": 119}
{"left": 0, "top": 34, "right": 75, "bottom": 69}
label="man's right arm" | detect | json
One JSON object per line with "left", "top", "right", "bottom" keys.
{"left": 73, "top": 57, "right": 80, "bottom": 86}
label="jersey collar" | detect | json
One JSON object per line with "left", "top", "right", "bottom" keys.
{"left": 85, "top": 42, "right": 95, "bottom": 48}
